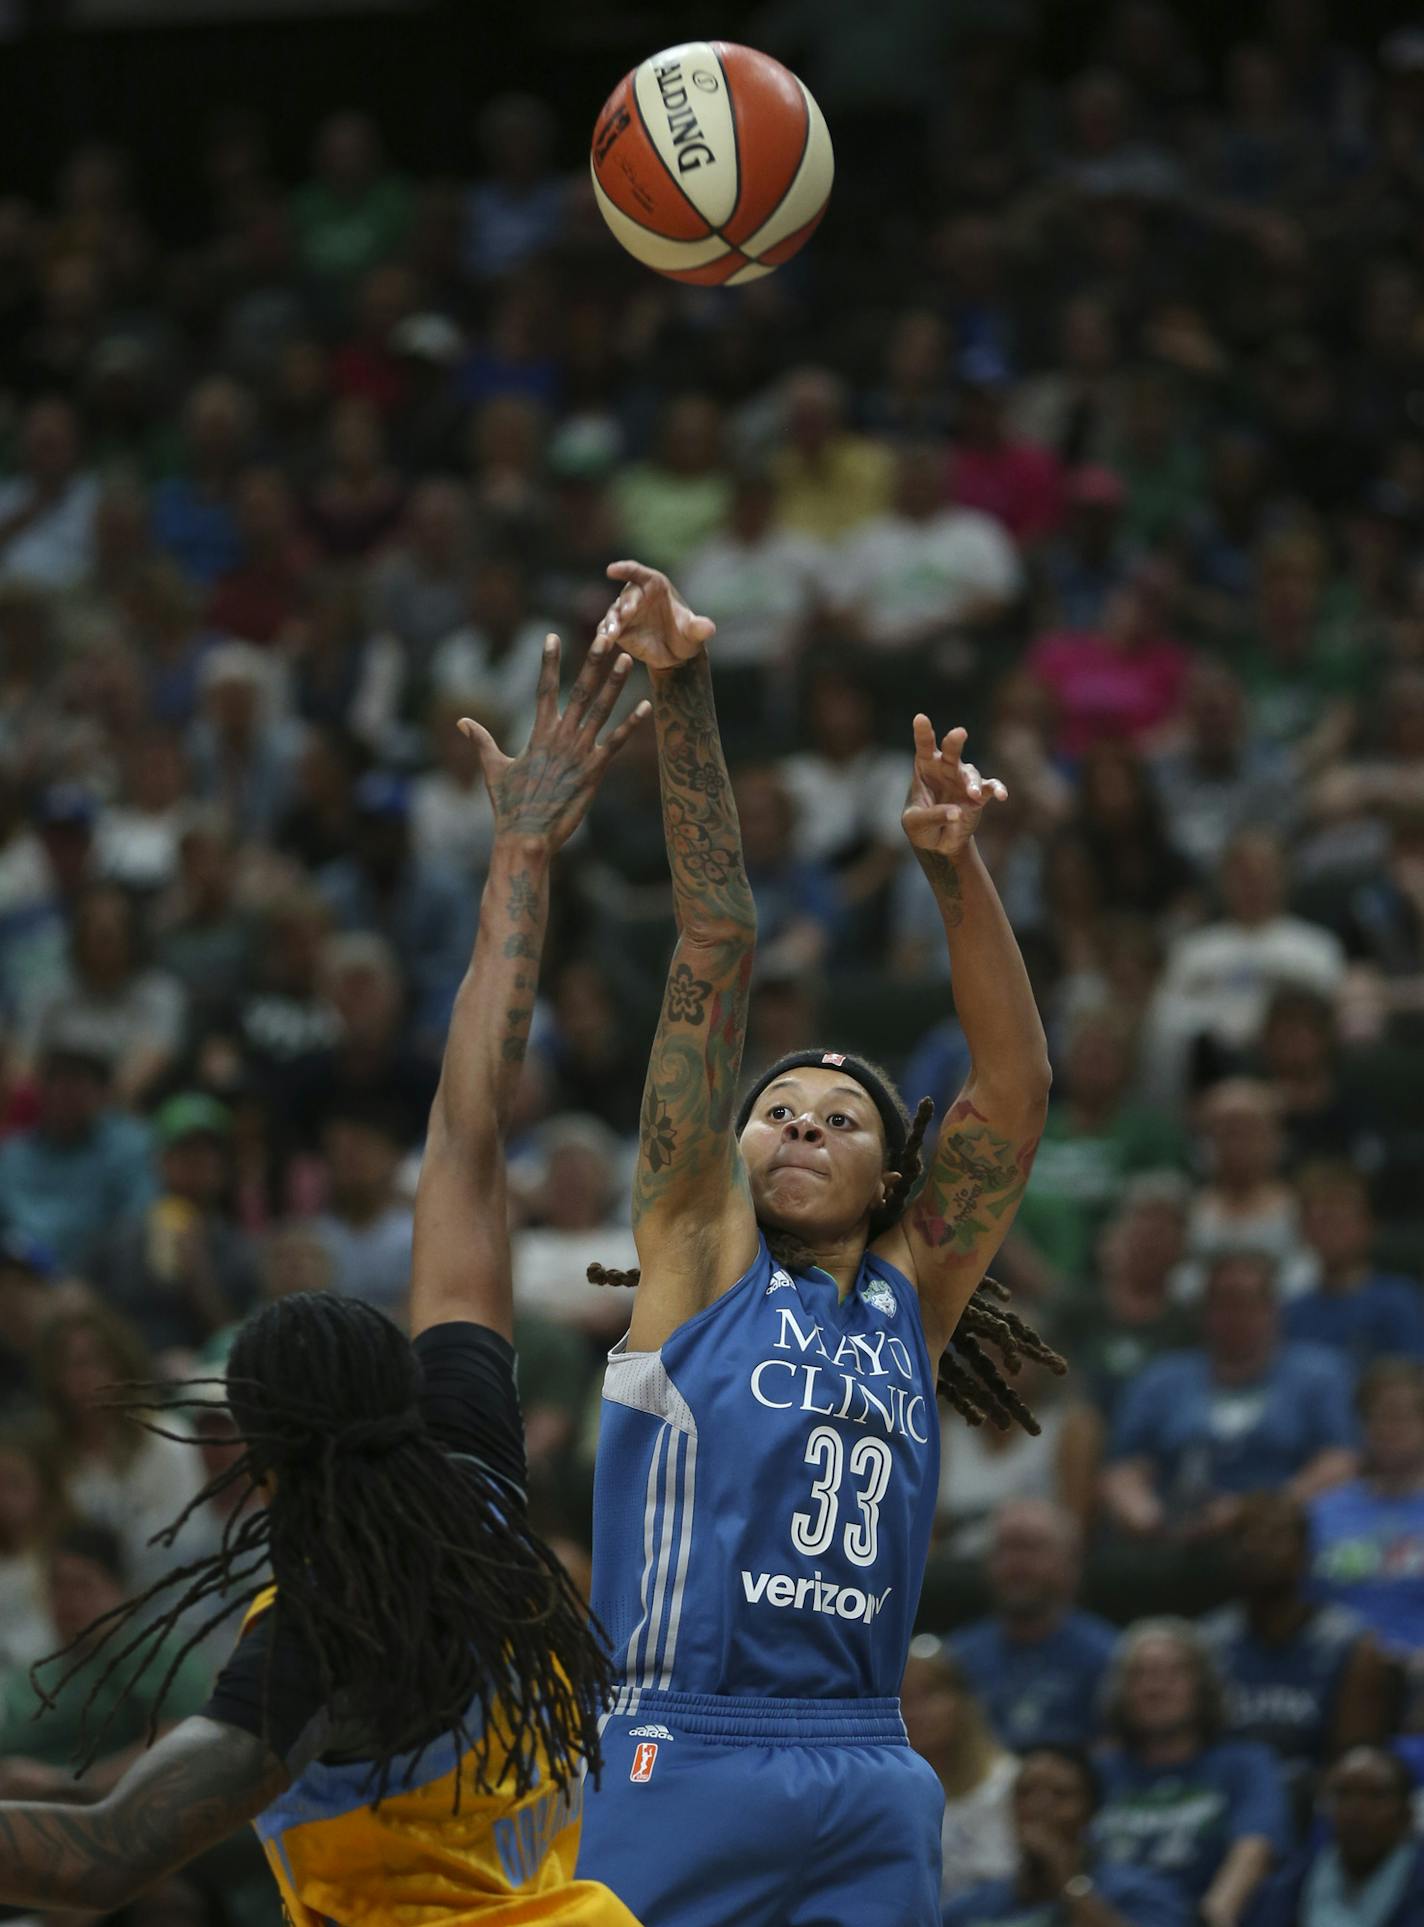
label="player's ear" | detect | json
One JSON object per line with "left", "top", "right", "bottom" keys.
{"left": 878, "top": 1170, "right": 903, "bottom": 1209}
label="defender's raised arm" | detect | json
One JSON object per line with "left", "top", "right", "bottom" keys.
{"left": 412, "top": 633, "right": 645, "bottom": 1340}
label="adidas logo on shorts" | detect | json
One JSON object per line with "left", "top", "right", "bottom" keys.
{"left": 628, "top": 1724, "right": 674, "bottom": 1740}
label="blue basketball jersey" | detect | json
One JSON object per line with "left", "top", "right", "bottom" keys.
{"left": 590, "top": 1234, "right": 940, "bottom": 1706}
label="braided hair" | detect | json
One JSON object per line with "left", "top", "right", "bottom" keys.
{"left": 589, "top": 1060, "right": 1064, "bottom": 1434}
{"left": 33, "top": 1293, "right": 612, "bottom": 1802}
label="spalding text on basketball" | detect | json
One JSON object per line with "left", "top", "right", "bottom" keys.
{"left": 653, "top": 59, "right": 716, "bottom": 173}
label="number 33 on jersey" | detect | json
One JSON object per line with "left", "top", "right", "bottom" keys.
{"left": 590, "top": 1234, "right": 940, "bottom": 1711}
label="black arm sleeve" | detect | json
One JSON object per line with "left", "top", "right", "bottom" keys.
{"left": 412, "top": 1319, "right": 527, "bottom": 1500}
{"left": 202, "top": 1607, "right": 327, "bottom": 1772}
{"left": 201, "top": 1322, "right": 527, "bottom": 1769}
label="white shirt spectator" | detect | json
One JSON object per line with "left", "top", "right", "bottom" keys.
{"left": 410, "top": 769, "right": 495, "bottom": 880}
{"left": 1144, "top": 917, "right": 1346, "bottom": 1106}
{"left": 19, "top": 967, "right": 188, "bottom": 1076}
{"left": 0, "top": 472, "right": 100, "bottom": 591}
{"left": 66, "top": 1433, "right": 205, "bottom": 1592}
{"left": 0, "top": 820, "right": 54, "bottom": 932}
{"left": 431, "top": 619, "right": 552, "bottom": 748}
{"left": 939, "top": 1753, "right": 1020, "bottom": 1903}
{"left": 938, "top": 1403, "right": 1070, "bottom": 1562}
{"left": 1150, "top": 741, "right": 1298, "bottom": 874}
{"left": 1177, "top": 1192, "right": 1307, "bottom": 1304}
{"left": 679, "top": 528, "right": 827, "bottom": 669}
{"left": 833, "top": 508, "right": 1023, "bottom": 650}
{"left": 779, "top": 746, "right": 906, "bottom": 865}
{"left": 513, "top": 1225, "right": 640, "bottom": 1330}
{"left": 96, "top": 806, "right": 185, "bottom": 893}
{"left": 0, "top": 1551, "right": 50, "bottom": 1670}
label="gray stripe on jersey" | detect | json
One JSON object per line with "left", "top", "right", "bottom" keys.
{"left": 603, "top": 1340, "right": 700, "bottom": 1691}
{"left": 640, "top": 1430, "right": 682, "bottom": 1689}
{"left": 659, "top": 1428, "right": 698, "bottom": 1689}
{"left": 626, "top": 1425, "right": 669, "bottom": 1688}
{"left": 603, "top": 1339, "right": 697, "bottom": 1434}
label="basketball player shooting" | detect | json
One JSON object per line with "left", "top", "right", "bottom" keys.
{"left": 574, "top": 562, "right": 1058, "bottom": 1926}
{"left": 0, "top": 636, "right": 646, "bottom": 1927}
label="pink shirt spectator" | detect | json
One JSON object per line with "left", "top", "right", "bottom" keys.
{"left": 948, "top": 439, "right": 1065, "bottom": 544}
{"left": 1027, "top": 626, "right": 1191, "bottom": 757}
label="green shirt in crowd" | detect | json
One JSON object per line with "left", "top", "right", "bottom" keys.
{"left": 612, "top": 467, "right": 733, "bottom": 574}
{"left": 1013, "top": 1101, "right": 1189, "bottom": 1288}
{"left": 0, "top": 1645, "right": 211, "bottom": 1769}
{"left": 291, "top": 177, "right": 412, "bottom": 283}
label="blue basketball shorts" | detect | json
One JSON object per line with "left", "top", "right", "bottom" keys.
{"left": 575, "top": 1691, "right": 944, "bottom": 1927}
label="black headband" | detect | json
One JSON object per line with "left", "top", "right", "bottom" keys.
{"left": 735, "top": 1050, "right": 909, "bottom": 1162}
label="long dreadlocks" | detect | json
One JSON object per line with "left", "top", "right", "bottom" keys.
{"left": 33, "top": 1292, "right": 612, "bottom": 1801}
{"left": 589, "top": 1063, "right": 1065, "bottom": 1433}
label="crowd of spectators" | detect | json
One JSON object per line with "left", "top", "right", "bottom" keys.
{"left": 1, "top": 2, "right": 1424, "bottom": 1921}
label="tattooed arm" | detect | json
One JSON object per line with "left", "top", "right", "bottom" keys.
{"left": 410, "top": 635, "right": 646, "bottom": 1341}
{"left": 594, "top": 563, "right": 760, "bottom": 1348}
{"left": 0, "top": 1716, "right": 287, "bottom": 1911}
{"left": 878, "top": 719, "right": 1052, "bottom": 1357}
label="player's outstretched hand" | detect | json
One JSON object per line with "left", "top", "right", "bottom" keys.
{"left": 901, "top": 717, "right": 1009, "bottom": 859}
{"left": 594, "top": 560, "right": 715, "bottom": 670}
{"left": 459, "top": 633, "right": 649, "bottom": 854}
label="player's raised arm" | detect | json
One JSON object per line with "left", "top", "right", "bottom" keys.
{"left": 891, "top": 718, "right": 1053, "bottom": 1357}
{"left": 592, "top": 561, "right": 760, "bottom": 1347}
{"left": 411, "top": 633, "right": 646, "bottom": 1340}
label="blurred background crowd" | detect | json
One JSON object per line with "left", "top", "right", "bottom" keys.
{"left": 0, "top": 0, "right": 1423, "bottom": 1922}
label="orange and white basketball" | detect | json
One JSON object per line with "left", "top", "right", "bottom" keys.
{"left": 590, "top": 42, "right": 834, "bottom": 286}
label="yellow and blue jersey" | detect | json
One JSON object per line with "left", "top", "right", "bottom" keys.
{"left": 244, "top": 1589, "right": 634, "bottom": 1925}
{"left": 203, "top": 1322, "right": 639, "bottom": 1926}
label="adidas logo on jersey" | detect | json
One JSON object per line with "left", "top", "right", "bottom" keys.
{"left": 628, "top": 1723, "right": 674, "bottom": 1740}
{"left": 741, "top": 1568, "right": 893, "bottom": 1624}
{"left": 765, "top": 1271, "right": 795, "bottom": 1295}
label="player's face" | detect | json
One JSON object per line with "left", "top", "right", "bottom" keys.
{"left": 740, "top": 1070, "right": 895, "bottom": 1243}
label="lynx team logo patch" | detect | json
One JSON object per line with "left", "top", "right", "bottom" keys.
{"left": 862, "top": 1276, "right": 898, "bottom": 1318}
{"left": 630, "top": 1741, "right": 659, "bottom": 1782}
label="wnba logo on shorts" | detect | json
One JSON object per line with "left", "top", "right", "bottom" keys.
{"left": 630, "top": 1741, "right": 659, "bottom": 1782}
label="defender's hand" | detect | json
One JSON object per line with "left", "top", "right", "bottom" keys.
{"left": 459, "top": 634, "right": 649, "bottom": 853}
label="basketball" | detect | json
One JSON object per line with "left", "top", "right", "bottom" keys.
{"left": 589, "top": 42, "right": 833, "bottom": 287}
